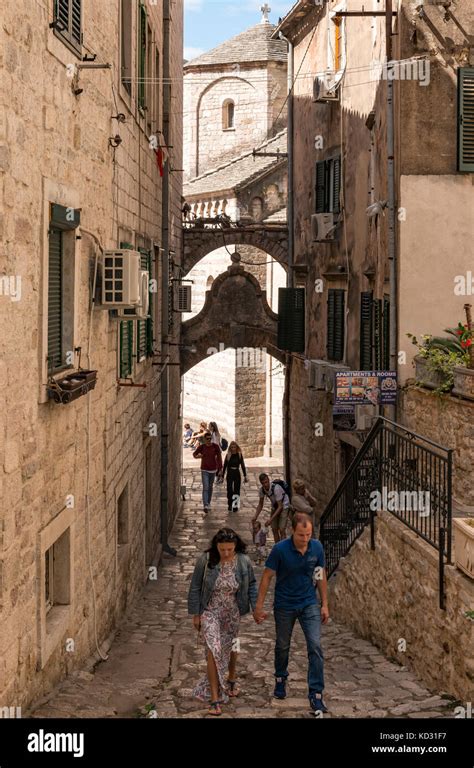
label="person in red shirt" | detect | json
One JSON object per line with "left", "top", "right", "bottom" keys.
{"left": 193, "top": 432, "right": 223, "bottom": 513}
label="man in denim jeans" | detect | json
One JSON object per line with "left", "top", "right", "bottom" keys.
{"left": 193, "top": 431, "right": 222, "bottom": 513}
{"left": 254, "top": 512, "right": 329, "bottom": 713}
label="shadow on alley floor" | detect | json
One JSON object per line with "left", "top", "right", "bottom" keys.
{"left": 28, "top": 460, "right": 455, "bottom": 719}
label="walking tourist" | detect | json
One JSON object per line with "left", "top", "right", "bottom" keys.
{"left": 253, "top": 513, "right": 329, "bottom": 714}
{"left": 193, "top": 431, "right": 223, "bottom": 512}
{"left": 253, "top": 473, "right": 291, "bottom": 543}
{"left": 222, "top": 441, "right": 247, "bottom": 512}
{"left": 188, "top": 528, "right": 258, "bottom": 716}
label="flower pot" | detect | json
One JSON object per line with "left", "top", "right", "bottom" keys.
{"left": 413, "top": 355, "right": 450, "bottom": 391}
{"left": 452, "top": 366, "right": 474, "bottom": 401}
{"left": 453, "top": 517, "right": 474, "bottom": 579}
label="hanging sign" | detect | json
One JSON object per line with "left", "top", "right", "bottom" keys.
{"left": 335, "top": 371, "right": 397, "bottom": 405}
{"left": 332, "top": 404, "right": 356, "bottom": 432}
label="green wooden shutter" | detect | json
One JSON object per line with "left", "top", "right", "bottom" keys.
{"left": 360, "top": 291, "right": 373, "bottom": 370}
{"left": 48, "top": 229, "right": 63, "bottom": 372}
{"left": 136, "top": 250, "right": 149, "bottom": 362}
{"left": 315, "top": 161, "right": 326, "bottom": 213}
{"left": 146, "top": 251, "right": 154, "bottom": 356}
{"left": 374, "top": 299, "right": 383, "bottom": 370}
{"left": 458, "top": 67, "right": 474, "bottom": 172}
{"left": 332, "top": 156, "right": 341, "bottom": 214}
{"left": 56, "top": 0, "right": 69, "bottom": 31}
{"left": 383, "top": 297, "right": 390, "bottom": 370}
{"left": 138, "top": 5, "right": 147, "bottom": 109}
{"left": 120, "top": 320, "right": 133, "bottom": 378}
{"left": 327, "top": 288, "right": 345, "bottom": 361}
{"left": 277, "top": 288, "right": 305, "bottom": 353}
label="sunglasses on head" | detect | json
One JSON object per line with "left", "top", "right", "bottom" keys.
{"left": 216, "top": 531, "right": 236, "bottom": 542}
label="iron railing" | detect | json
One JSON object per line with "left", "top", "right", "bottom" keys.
{"left": 319, "top": 417, "right": 453, "bottom": 609}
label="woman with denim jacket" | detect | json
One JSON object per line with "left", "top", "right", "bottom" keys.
{"left": 188, "top": 528, "right": 258, "bottom": 716}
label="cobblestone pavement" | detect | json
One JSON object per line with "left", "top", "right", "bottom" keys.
{"left": 29, "top": 463, "right": 455, "bottom": 719}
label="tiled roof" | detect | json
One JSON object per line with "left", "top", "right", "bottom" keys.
{"left": 184, "top": 22, "right": 288, "bottom": 69}
{"left": 183, "top": 130, "right": 287, "bottom": 198}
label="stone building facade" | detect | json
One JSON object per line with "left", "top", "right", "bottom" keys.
{"left": 182, "top": 13, "right": 288, "bottom": 457}
{"left": 276, "top": 0, "right": 474, "bottom": 512}
{"left": 0, "top": 0, "right": 183, "bottom": 708}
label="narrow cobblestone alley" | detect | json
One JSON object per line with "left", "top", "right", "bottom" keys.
{"left": 27, "top": 461, "right": 456, "bottom": 720}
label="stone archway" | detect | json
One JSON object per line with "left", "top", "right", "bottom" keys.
{"left": 183, "top": 223, "right": 288, "bottom": 276}
{"left": 180, "top": 263, "right": 284, "bottom": 374}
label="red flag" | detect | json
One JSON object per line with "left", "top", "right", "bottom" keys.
{"left": 155, "top": 147, "right": 164, "bottom": 177}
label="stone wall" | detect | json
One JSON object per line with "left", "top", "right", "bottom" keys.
{"left": 0, "top": 0, "right": 183, "bottom": 708}
{"left": 399, "top": 387, "right": 474, "bottom": 510}
{"left": 328, "top": 510, "right": 474, "bottom": 701}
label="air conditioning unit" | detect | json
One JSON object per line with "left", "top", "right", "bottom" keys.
{"left": 101, "top": 250, "right": 141, "bottom": 307}
{"left": 118, "top": 270, "right": 150, "bottom": 319}
{"left": 356, "top": 404, "right": 376, "bottom": 431}
{"left": 313, "top": 73, "right": 340, "bottom": 103}
{"left": 311, "top": 213, "right": 336, "bottom": 242}
{"left": 307, "top": 360, "right": 328, "bottom": 390}
{"left": 176, "top": 284, "right": 192, "bottom": 312}
{"left": 324, "top": 363, "right": 350, "bottom": 394}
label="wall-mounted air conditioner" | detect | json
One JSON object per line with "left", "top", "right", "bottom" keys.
{"left": 313, "top": 74, "right": 340, "bottom": 103}
{"left": 356, "top": 404, "right": 376, "bottom": 431}
{"left": 307, "top": 360, "right": 328, "bottom": 390}
{"left": 324, "top": 363, "right": 350, "bottom": 394}
{"left": 101, "top": 250, "right": 141, "bottom": 307}
{"left": 311, "top": 213, "right": 336, "bottom": 242}
{"left": 118, "top": 270, "right": 150, "bottom": 319}
{"left": 176, "top": 284, "right": 192, "bottom": 312}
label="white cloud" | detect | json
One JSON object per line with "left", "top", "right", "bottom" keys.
{"left": 185, "top": 0, "right": 203, "bottom": 11}
{"left": 184, "top": 46, "right": 205, "bottom": 61}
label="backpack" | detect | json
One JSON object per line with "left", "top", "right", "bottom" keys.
{"left": 270, "top": 479, "right": 291, "bottom": 502}
{"left": 220, "top": 437, "right": 228, "bottom": 451}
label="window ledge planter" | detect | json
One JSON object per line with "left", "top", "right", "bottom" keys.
{"left": 413, "top": 355, "right": 450, "bottom": 392}
{"left": 452, "top": 366, "right": 474, "bottom": 401}
{"left": 452, "top": 517, "right": 474, "bottom": 579}
{"left": 47, "top": 370, "right": 98, "bottom": 404}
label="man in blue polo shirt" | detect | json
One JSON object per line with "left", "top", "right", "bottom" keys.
{"left": 254, "top": 512, "right": 329, "bottom": 713}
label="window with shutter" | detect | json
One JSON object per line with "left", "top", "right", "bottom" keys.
{"left": 138, "top": 5, "right": 147, "bottom": 110}
{"left": 383, "top": 297, "right": 390, "bottom": 370}
{"left": 360, "top": 291, "right": 373, "bottom": 370}
{"left": 315, "top": 155, "right": 341, "bottom": 213}
{"left": 119, "top": 320, "right": 133, "bottom": 378}
{"left": 121, "top": 0, "right": 133, "bottom": 96}
{"left": 277, "top": 288, "right": 305, "bottom": 353}
{"left": 327, "top": 288, "right": 345, "bottom": 361}
{"left": 458, "top": 67, "right": 474, "bottom": 173}
{"left": 53, "top": 0, "right": 82, "bottom": 55}
{"left": 146, "top": 251, "right": 154, "bottom": 356}
{"left": 136, "top": 250, "right": 149, "bottom": 362}
{"left": 48, "top": 229, "right": 63, "bottom": 372}
{"left": 373, "top": 299, "right": 383, "bottom": 371}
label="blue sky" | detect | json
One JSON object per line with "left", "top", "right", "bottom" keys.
{"left": 184, "top": 0, "right": 292, "bottom": 61}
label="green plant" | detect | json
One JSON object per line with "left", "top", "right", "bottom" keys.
{"left": 407, "top": 332, "right": 469, "bottom": 394}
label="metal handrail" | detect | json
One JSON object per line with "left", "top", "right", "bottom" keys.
{"left": 320, "top": 416, "right": 453, "bottom": 609}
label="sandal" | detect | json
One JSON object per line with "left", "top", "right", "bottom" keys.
{"left": 227, "top": 680, "right": 240, "bottom": 697}
{"left": 208, "top": 701, "right": 222, "bottom": 716}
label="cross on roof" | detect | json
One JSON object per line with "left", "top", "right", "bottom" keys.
{"left": 260, "top": 3, "right": 271, "bottom": 23}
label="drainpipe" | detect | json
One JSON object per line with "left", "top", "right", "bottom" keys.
{"left": 386, "top": 0, "right": 398, "bottom": 421}
{"left": 160, "top": 0, "right": 176, "bottom": 557}
{"left": 279, "top": 31, "right": 294, "bottom": 485}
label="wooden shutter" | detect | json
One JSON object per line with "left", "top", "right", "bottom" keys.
{"left": 327, "top": 289, "right": 345, "bottom": 361}
{"left": 138, "top": 5, "right": 147, "bottom": 109}
{"left": 48, "top": 229, "right": 63, "bottom": 372}
{"left": 56, "top": 0, "right": 69, "bottom": 31}
{"left": 137, "top": 250, "right": 149, "bottom": 362}
{"left": 383, "top": 297, "right": 390, "bottom": 370}
{"left": 277, "top": 288, "right": 305, "bottom": 353}
{"left": 146, "top": 251, "right": 154, "bottom": 356}
{"left": 332, "top": 156, "right": 341, "bottom": 214}
{"left": 315, "top": 161, "right": 326, "bottom": 213}
{"left": 360, "top": 291, "right": 373, "bottom": 370}
{"left": 71, "top": 0, "right": 82, "bottom": 45}
{"left": 458, "top": 67, "right": 474, "bottom": 172}
{"left": 120, "top": 320, "right": 133, "bottom": 378}
{"left": 374, "top": 299, "right": 383, "bottom": 370}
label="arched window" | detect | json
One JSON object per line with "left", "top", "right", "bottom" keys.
{"left": 251, "top": 196, "right": 264, "bottom": 221}
{"left": 222, "top": 99, "right": 235, "bottom": 130}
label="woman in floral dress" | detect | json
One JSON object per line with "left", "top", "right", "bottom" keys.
{"left": 188, "top": 528, "right": 258, "bottom": 715}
